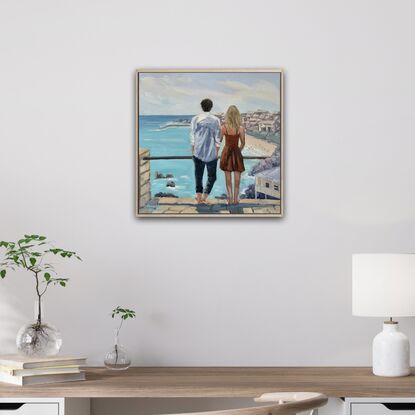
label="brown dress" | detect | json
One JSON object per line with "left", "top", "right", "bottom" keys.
{"left": 220, "top": 127, "right": 245, "bottom": 172}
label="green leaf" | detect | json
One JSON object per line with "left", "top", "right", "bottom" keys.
{"left": 29, "top": 257, "right": 36, "bottom": 266}
{"left": 0, "top": 270, "right": 6, "bottom": 279}
{"left": 38, "top": 236, "right": 47, "bottom": 241}
{"left": 59, "top": 281, "right": 66, "bottom": 287}
{"left": 44, "top": 272, "right": 51, "bottom": 281}
{"left": 111, "top": 306, "right": 136, "bottom": 320}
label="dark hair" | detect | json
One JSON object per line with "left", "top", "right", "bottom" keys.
{"left": 200, "top": 98, "right": 213, "bottom": 112}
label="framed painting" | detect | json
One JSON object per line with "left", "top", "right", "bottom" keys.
{"left": 136, "top": 69, "right": 283, "bottom": 217}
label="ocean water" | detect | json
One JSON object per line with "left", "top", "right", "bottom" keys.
{"left": 139, "top": 115, "right": 261, "bottom": 198}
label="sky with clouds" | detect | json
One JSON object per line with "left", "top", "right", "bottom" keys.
{"left": 138, "top": 72, "right": 281, "bottom": 115}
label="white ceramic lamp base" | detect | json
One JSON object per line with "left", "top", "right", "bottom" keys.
{"left": 372, "top": 321, "right": 410, "bottom": 377}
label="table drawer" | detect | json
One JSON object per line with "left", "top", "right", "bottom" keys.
{"left": 0, "top": 403, "right": 58, "bottom": 415}
{"left": 352, "top": 403, "right": 415, "bottom": 415}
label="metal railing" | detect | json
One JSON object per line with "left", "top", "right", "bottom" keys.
{"left": 143, "top": 155, "right": 269, "bottom": 160}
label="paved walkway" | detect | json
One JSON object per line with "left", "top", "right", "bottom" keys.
{"left": 140, "top": 197, "right": 281, "bottom": 215}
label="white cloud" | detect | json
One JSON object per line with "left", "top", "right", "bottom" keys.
{"left": 219, "top": 79, "right": 279, "bottom": 103}
{"left": 138, "top": 74, "right": 280, "bottom": 115}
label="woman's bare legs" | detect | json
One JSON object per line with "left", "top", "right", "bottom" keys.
{"left": 225, "top": 171, "right": 233, "bottom": 204}
{"left": 234, "top": 172, "right": 241, "bottom": 204}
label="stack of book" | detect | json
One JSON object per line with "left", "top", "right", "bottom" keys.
{"left": 0, "top": 355, "right": 86, "bottom": 386}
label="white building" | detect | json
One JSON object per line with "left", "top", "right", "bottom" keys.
{"left": 255, "top": 167, "right": 280, "bottom": 199}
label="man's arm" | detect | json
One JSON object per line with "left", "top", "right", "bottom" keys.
{"left": 190, "top": 116, "right": 196, "bottom": 155}
{"left": 214, "top": 119, "right": 221, "bottom": 156}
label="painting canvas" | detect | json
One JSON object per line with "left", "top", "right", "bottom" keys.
{"left": 136, "top": 69, "right": 283, "bottom": 217}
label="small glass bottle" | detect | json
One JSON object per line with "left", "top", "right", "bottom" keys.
{"left": 16, "top": 300, "right": 62, "bottom": 357}
{"left": 104, "top": 329, "right": 131, "bottom": 370}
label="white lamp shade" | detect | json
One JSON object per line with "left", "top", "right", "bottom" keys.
{"left": 352, "top": 254, "right": 415, "bottom": 317}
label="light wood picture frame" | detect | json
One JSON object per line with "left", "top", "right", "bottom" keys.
{"left": 136, "top": 69, "right": 283, "bottom": 217}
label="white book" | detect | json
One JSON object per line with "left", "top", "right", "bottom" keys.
{"left": 0, "top": 371, "right": 86, "bottom": 386}
{"left": 0, "top": 365, "right": 81, "bottom": 377}
{"left": 0, "top": 355, "right": 87, "bottom": 370}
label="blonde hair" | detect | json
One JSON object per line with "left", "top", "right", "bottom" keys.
{"left": 225, "top": 105, "right": 241, "bottom": 132}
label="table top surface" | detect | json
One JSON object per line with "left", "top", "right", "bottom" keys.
{"left": 1, "top": 367, "right": 415, "bottom": 398}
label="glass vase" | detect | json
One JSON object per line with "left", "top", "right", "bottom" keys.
{"left": 104, "top": 330, "right": 131, "bottom": 370}
{"left": 16, "top": 300, "right": 62, "bottom": 357}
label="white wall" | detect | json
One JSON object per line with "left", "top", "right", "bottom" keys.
{"left": 1, "top": 0, "right": 415, "bottom": 369}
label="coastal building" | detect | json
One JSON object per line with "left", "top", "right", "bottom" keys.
{"left": 244, "top": 110, "right": 280, "bottom": 133}
{"left": 255, "top": 167, "right": 280, "bottom": 200}
{"left": 216, "top": 109, "right": 280, "bottom": 135}
{"left": 259, "top": 120, "right": 275, "bottom": 132}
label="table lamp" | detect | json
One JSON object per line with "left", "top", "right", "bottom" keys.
{"left": 352, "top": 254, "right": 415, "bottom": 377}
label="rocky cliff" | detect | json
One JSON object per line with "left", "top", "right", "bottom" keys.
{"left": 249, "top": 147, "right": 280, "bottom": 175}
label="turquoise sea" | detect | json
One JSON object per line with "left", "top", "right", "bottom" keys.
{"left": 139, "top": 115, "right": 261, "bottom": 198}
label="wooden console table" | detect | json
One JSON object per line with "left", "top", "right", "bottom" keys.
{"left": 1, "top": 367, "right": 415, "bottom": 398}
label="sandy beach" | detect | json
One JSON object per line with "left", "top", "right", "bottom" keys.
{"left": 244, "top": 134, "right": 277, "bottom": 157}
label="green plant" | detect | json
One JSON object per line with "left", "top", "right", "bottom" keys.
{"left": 0, "top": 234, "right": 81, "bottom": 330}
{"left": 111, "top": 306, "right": 136, "bottom": 364}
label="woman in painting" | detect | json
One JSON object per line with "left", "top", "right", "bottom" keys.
{"left": 220, "top": 105, "right": 246, "bottom": 205}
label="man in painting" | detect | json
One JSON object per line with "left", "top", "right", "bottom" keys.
{"left": 190, "top": 98, "right": 221, "bottom": 204}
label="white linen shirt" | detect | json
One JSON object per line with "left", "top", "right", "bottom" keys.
{"left": 190, "top": 112, "right": 221, "bottom": 162}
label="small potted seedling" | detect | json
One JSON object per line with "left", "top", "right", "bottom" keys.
{"left": 0, "top": 235, "right": 81, "bottom": 356}
{"left": 104, "top": 306, "right": 136, "bottom": 370}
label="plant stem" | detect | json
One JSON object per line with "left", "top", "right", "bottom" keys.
{"left": 34, "top": 271, "right": 42, "bottom": 326}
{"left": 114, "top": 320, "right": 124, "bottom": 365}
{"left": 117, "top": 319, "right": 124, "bottom": 338}
{"left": 17, "top": 242, "right": 28, "bottom": 268}
{"left": 19, "top": 242, "right": 44, "bottom": 326}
